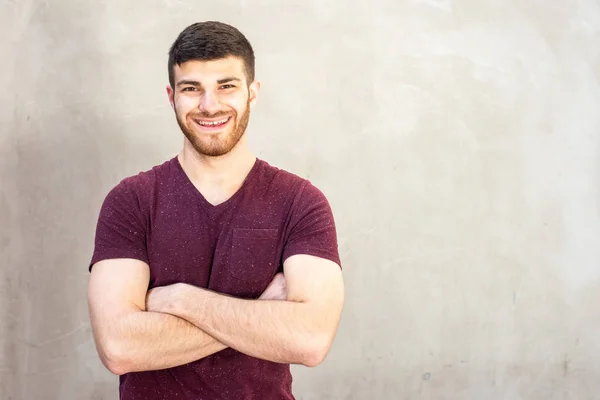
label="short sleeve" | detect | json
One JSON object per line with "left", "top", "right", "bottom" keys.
{"left": 89, "top": 179, "right": 149, "bottom": 270}
{"left": 282, "top": 182, "right": 341, "bottom": 268}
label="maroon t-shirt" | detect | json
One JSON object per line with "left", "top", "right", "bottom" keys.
{"left": 90, "top": 156, "right": 341, "bottom": 400}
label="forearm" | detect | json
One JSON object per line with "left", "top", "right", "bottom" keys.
{"left": 165, "top": 287, "right": 327, "bottom": 366}
{"left": 100, "top": 310, "right": 226, "bottom": 374}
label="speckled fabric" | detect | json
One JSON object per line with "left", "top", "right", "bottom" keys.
{"left": 89, "top": 156, "right": 341, "bottom": 399}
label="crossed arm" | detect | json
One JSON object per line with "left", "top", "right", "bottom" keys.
{"left": 87, "top": 255, "right": 344, "bottom": 375}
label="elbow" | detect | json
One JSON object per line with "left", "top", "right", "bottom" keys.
{"left": 104, "top": 359, "right": 129, "bottom": 376}
{"left": 104, "top": 361, "right": 127, "bottom": 376}
{"left": 302, "top": 351, "right": 327, "bottom": 368}
{"left": 299, "top": 335, "right": 332, "bottom": 368}
{"left": 98, "top": 339, "right": 132, "bottom": 375}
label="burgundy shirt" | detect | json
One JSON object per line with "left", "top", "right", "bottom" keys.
{"left": 90, "top": 157, "right": 341, "bottom": 400}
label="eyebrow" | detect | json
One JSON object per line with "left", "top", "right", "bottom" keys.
{"left": 176, "top": 77, "right": 242, "bottom": 87}
{"left": 176, "top": 80, "right": 201, "bottom": 87}
{"left": 217, "top": 77, "right": 242, "bottom": 84}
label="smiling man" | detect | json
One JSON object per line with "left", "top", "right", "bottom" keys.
{"left": 87, "top": 21, "right": 344, "bottom": 400}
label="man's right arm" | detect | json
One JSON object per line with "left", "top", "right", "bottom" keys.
{"left": 87, "top": 258, "right": 227, "bottom": 375}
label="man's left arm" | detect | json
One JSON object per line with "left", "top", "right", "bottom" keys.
{"left": 147, "top": 254, "right": 344, "bottom": 367}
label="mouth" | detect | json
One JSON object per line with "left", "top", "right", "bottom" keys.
{"left": 193, "top": 116, "right": 231, "bottom": 132}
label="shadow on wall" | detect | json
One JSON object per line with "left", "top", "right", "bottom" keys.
{"left": 0, "top": 135, "right": 22, "bottom": 400}
{"left": 1, "top": 2, "right": 36, "bottom": 398}
{"left": 1, "top": 2, "right": 161, "bottom": 398}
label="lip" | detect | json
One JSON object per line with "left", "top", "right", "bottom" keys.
{"left": 192, "top": 116, "right": 231, "bottom": 132}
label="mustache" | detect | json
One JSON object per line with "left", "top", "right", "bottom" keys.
{"left": 188, "top": 112, "right": 233, "bottom": 119}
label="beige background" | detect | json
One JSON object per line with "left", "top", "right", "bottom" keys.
{"left": 2, "top": 0, "right": 600, "bottom": 399}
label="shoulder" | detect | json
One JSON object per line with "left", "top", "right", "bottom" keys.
{"left": 103, "top": 157, "right": 176, "bottom": 208}
{"left": 254, "top": 159, "right": 333, "bottom": 216}
{"left": 256, "top": 159, "right": 319, "bottom": 196}
{"left": 120, "top": 157, "right": 175, "bottom": 192}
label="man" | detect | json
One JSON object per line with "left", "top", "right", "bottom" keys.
{"left": 87, "top": 21, "right": 344, "bottom": 399}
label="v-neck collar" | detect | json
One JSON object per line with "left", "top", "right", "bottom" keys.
{"left": 173, "top": 156, "right": 261, "bottom": 212}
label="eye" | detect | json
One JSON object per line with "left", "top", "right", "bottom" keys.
{"left": 220, "top": 84, "right": 235, "bottom": 89}
{"left": 181, "top": 87, "right": 197, "bottom": 92}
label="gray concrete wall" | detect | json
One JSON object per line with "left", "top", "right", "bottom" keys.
{"left": 2, "top": 0, "right": 600, "bottom": 399}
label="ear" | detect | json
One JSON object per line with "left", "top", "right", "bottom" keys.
{"left": 248, "top": 80, "right": 261, "bottom": 108}
{"left": 166, "top": 85, "right": 175, "bottom": 110}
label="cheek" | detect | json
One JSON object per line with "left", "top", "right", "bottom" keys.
{"left": 227, "top": 99, "right": 248, "bottom": 117}
{"left": 175, "top": 96, "right": 197, "bottom": 115}
{"left": 222, "top": 91, "right": 248, "bottom": 110}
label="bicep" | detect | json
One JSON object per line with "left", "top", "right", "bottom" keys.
{"left": 88, "top": 259, "right": 150, "bottom": 334}
{"left": 283, "top": 254, "right": 344, "bottom": 316}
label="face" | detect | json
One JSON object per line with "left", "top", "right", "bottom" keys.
{"left": 167, "top": 56, "right": 259, "bottom": 157}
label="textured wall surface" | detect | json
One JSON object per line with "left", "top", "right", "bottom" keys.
{"left": 1, "top": 1, "right": 600, "bottom": 399}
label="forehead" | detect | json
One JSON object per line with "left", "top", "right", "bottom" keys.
{"left": 173, "top": 56, "right": 247, "bottom": 84}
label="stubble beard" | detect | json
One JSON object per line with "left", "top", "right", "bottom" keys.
{"left": 175, "top": 99, "right": 251, "bottom": 157}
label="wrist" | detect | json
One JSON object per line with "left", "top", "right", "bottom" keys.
{"left": 169, "top": 283, "right": 189, "bottom": 314}
{"left": 169, "top": 283, "right": 211, "bottom": 322}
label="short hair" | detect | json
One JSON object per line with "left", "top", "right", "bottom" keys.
{"left": 168, "top": 21, "right": 255, "bottom": 88}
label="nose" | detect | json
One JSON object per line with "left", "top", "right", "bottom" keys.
{"left": 199, "top": 91, "right": 221, "bottom": 114}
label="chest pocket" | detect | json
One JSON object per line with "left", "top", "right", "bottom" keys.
{"left": 226, "top": 228, "right": 280, "bottom": 298}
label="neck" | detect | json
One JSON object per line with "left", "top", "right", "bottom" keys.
{"left": 177, "top": 136, "right": 256, "bottom": 188}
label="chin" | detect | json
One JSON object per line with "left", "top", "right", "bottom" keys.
{"left": 179, "top": 118, "right": 246, "bottom": 157}
{"left": 189, "top": 137, "right": 239, "bottom": 157}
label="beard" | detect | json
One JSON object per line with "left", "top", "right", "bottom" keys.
{"left": 175, "top": 99, "right": 251, "bottom": 157}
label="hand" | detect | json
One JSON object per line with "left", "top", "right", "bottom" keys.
{"left": 146, "top": 283, "right": 182, "bottom": 313}
{"left": 259, "top": 273, "right": 287, "bottom": 301}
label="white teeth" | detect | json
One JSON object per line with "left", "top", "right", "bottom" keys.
{"left": 197, "top": 118, "right": 228, "bottom": 126}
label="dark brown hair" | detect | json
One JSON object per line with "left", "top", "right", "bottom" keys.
{"left": 168, "top": 21, "right": 255, "bottom": 88}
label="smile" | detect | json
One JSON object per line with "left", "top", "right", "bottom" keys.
{"left": 194, "top": 117, "right": 231, "bottom": 128}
